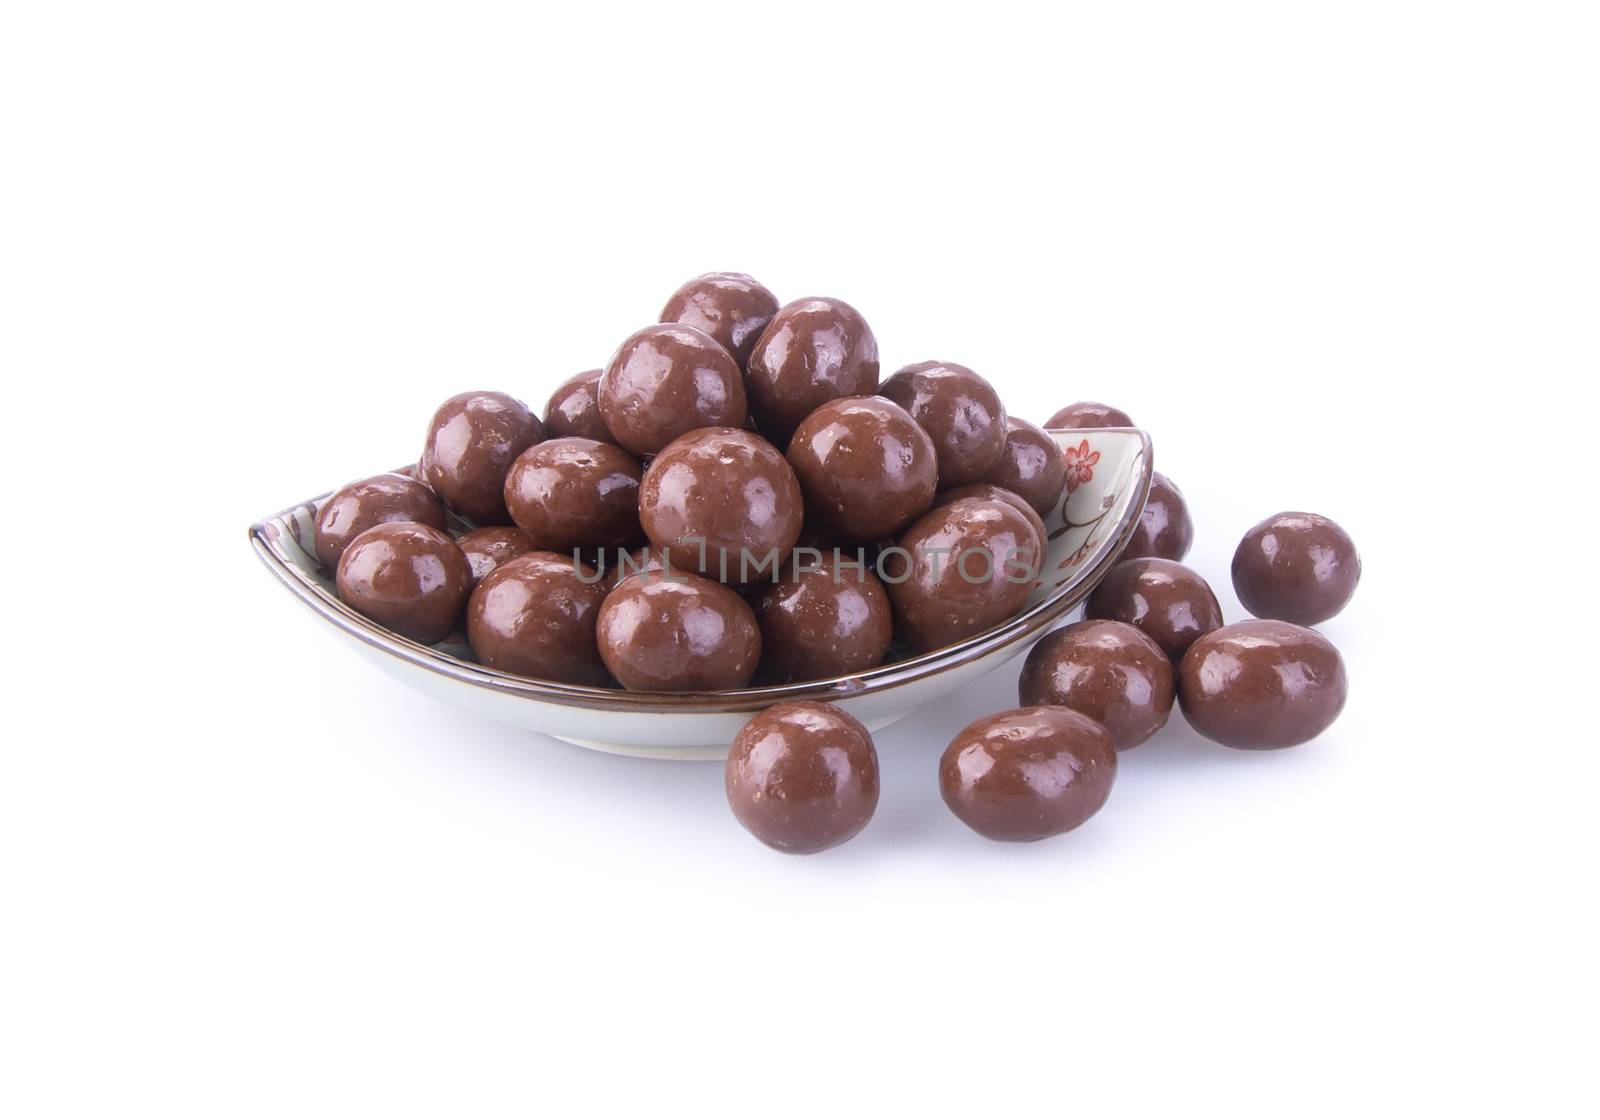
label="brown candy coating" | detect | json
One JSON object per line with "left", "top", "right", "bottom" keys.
{"left": 419, "top": 391, "right": 547, "bottom": 526}
{"left": 725, "top": 702, "right": 880, "bottom": 854}
{"left": 1232, "top": 512, "right": 1361, "bottom": 625}
{"left": 597, "top": 571, "right": 761, "bottom": 691}
{"left": 939, "top": 707, "right": 1117, "bottom": 842}
{"left": 1045, "top": 401, "right": 1134, "bottom": 429}
{"left": 886, "top": 497, "right": 1038, "bottom": 653}
{"left": 1018, "top": 620, "right": 1174, "bottom": 749}
{"left": 639, "top": 428, "right": 803, "bottom": 581}
{"left": 314, "top": 473, "right": 447, "bottom": 569}
{"left": 659, "top": 272, "right": 779, "bottom": 371}
{"left": 982, "top": 417, "right": 1067, "bottom": 514}
{"left": 745, "top": 297, "right": 879, "bottom": 441}
{"left": 1120, "top": 472, "right": 1193, "bottom": 562}
{"left": 503, "top": 437, "right": 643, "bottom": 553}
{"left": 456, "top": 526, "right": 535, "bottom": 584}
{"left": 599, "top": 323, "right": 747, "bottom": 456}
{"left": 1086, "top": 557, "right": 1223, "bottom": 663}
{"left": 335, "top": 521, "right": 472, "bottom": 645}
{"left": 542, "top": 369, "right": 612, "bottom": 443}
{"left": 935, "top": 484, "right": 1047, "bottom": 565}
{"left": 466, "top": 551, "right": 610, "bottom": 685}
{"left": 786, "top": 396, "right": 938, "bottom": 544}
{"left": 756, "top": 555, "right": 893, "bottom": 683}
{"left": 1178, "top": 620, "right": 1348, "bottom": 749}
{"left": 880, "top": 361, "right": 1008, "bottom": 487}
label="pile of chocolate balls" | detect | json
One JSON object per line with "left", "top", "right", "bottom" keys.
{"left": 312, "top": 272, "right": 1358, "bottom": 853}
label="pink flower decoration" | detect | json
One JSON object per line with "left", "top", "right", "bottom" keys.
{"left": 1062, "top": 439, "right": 1100, "bottom": 493}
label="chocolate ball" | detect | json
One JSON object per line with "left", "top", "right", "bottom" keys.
{"left": 939, "top": 707, "right": 1117, "bottom": 842}
{"left": 597, "top": 571, "right": 761, "bottom": 691}
{"left": 786, "top": 396, "right": 938, "bottom": 544}
{"left": 935, "top": 484, "right": 1047, "bottom": 566}
{"left": 542, "top": 369, "right": 612, "bottom": 443}
{"left": 725, "top": 702, "right": 880, "bottom": 854}
{"left": 1045, "top": 401, "right": 1134, "bottom": 429}
{"left": 1178, "top": 620, "right": 1348, "bottom": 749}
{"left": 503, "top": 437, "right": 643, "bottom": 553}
{"left": 756, "top": 555, "right": 893, "bottom": 683}
{"left": 880, "top": 361, "right": 1008, "bottom": 487}
{"left": 465, "top": 551, "right": 610, "bottom": 684}
{"left": 419, "top": 391, "right": 546, "bottom": 525}
{"left": 659, "top": 272, "right": 779, "bottom": 371}
{"left": 639, "top": 428, "right": 803, "bottom": 581}
{"left": 745, "top": 297, "right": 879, "bottom": 441}
{"left": 1018, "top": 620, "right": 1174, "bottom": 749}
{"left": 886, "top": 497, "right": 1038, "bottom": 653}
{"left": 1232, "top": 512, "right": 1361, "bottom": 625}
{"left": 1085, "top": 558, "right": 1223, "bottom": 663}
{"left": 456, "top": 526, "right": 535, "bottom": 584}
{"left": 1120, "top": 472, "right": 1193, "bottom": 562}
{"left": 982, "top": 417, "right": 1067, "bottom": 514}
{"left": 598, "top": 323, "right": 747, "bottom": 456}
{"left": 335, "top": 521, "right": 472, "bottom": 645}
{"left": 314, "top": 472, "right": 447, "bottom": 569}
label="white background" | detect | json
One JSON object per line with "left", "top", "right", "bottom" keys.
{"left": 3, "top": 2, "right": 1595, "bottom": 1116}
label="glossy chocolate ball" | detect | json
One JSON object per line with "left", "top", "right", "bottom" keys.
{"left": 1232, "top": 512, "right": 1361, "bottom": 625}
{"left": 597, "top": 571, "right": 761, "bottom": 691}
{"left": 1045, "top": 401, "right": 1134, "bottom": 429}
{"left": 756, "top": 555, "right": 893, "bottom": 683}
{"left": 1178, "top": 620, "right": 1348, "bottom": 749}
{"left": 745, "top": 297, "right": 879, "bottom": 441}
{"left": 886, "top": 497, "right": 1038, "bottom": 653}
{"left": 419, "top": 391, "right": 546, "bottom": 526}
{"left": 1086, "top": 558, "right": 1223, "bottom": 663}
{"left": 659, "top": 272, "right": 779, "bottom": 371}
{"left": 935, "top": 484, "right": 1047, "bottom": 566}
{"left": 725, "top": 702, "right": 880, "bottom": 854}
{"left": 639, "top": 428, "right": 803, "bottom": 581}
{"left": 542, "top": 369, "right": 612, "bottom": 443}
{"left": 939, "top": 707, "right": 1117, "bottom": 842}
{"left": 314, "top": 472, "right": 447, "bottom": 569}
{"left": 786, "top": 396, "right": 938, "bottom": 544}
{"left": 335, "top": 521, "right": 472, "bottom": 645}
{"left": 456, "top": 526, "right": 535, "bottom": 584}
{"left": 1120, "top": 472, "right": 1193, "bottom": 562}
{"left": 599, "top": 323, "right": 747, "bottom": 456}
{"left": 504, "top": 437, "right": 643, "bottom": 553}
{"left": 880, "top": 361, "right": 1008, "bottom": 487}
{"left": 1018, "top": 620, "right": 1174, "bottom": 748}
{"left": 466, "top": 551, "right": 610, "bottom": 685}
{"left": 982, "top": 417, "right": 1067, "bottom": 514}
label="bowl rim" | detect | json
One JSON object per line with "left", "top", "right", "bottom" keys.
{"left": 249, "top": 428, "right": 1153, "bottom": 714}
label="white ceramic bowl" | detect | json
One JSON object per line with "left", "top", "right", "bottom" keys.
{"left": 250, "top": 428, "right": 1152, "bottom": 759}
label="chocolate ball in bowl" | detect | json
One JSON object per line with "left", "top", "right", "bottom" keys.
{"left": 597, "top": 571, "right": 762, "bottom": 691}
{"left": 639, "top": 428, "right": 803, "bottom": 581}
{"left": 456, "top": 526, "right": 535, "bottom": 584}
{"left": 335, "top": 521, "right": 473, "bottom": 645}
{"left": 786, "top": 396, "right": 938, "bottom": 544}
{"left": 542, "top": 369, "right": 612, "bottom": 443}
{"left": 1119, "top": 472, "right": 1192, "bottom": 562}
{"left": 745, "top": 297, "right": 879, "bottom": 441}
{"left": 934, "top": 484, "right": 1047, "bottom": 565}
{"left": 756, "top": 554, "right": 893, "bottom": 683}
{"left": 504, "top": 437, "right": 643, "bottom": 553}
{"left": 419, "top": 390, "right": 546, "bottom": 526}
{"left": 725, "top": 701, "right": 880, "bottom": 854}
{"left": 599, "top": 323, "right": 747, "bottom": 456}
{"left": 982, "top": 417, "right": 1068, "bottom": 514}
{"left": 880, "top": 361, "right": 1008, "bottom": 487}
{"left": 1018, "top": 620, "right": 1174, "bottom": 749}
{"left": 1086, "top": 557, "right": 1223, "bottom": 663}
{"left": 466, "top": 551, "right": 610, "bottom": 685}
{"left": 314, "top": 472, "right": 446, "bottom": 569}
{"left": 1045, "top": 401, "right": 1134, "bottom": 429}
{"left": 1231, "top": 511, "right": 1361, "bottom": 625}
{"left": 1178, "top": 620, "right": 1348, "bottom": 749}
{"left": 659, "top": 272, "right": 779, "bottom": 372}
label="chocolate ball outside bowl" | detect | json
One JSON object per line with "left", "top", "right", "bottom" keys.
{"left": 879, "top": 361, "right": 1008, "bottom": 487}
{"left": 1178, "top": 620, "right": 1348, "bottom": 749}
{"left": 456, "top": 526, "right": 535, "bottom": 585}
{"left": 314, "top": 472, "right": 446, "bottom": 569}
{"left": 939, "top": 707, "right": 1118, "bottom": 842}
{"left": 1045, "top": 401, "right": 1134, "bottom": 429}
{"left": 335, "top": 521, "right": 473, "bottom": 645}
{"left": 745, "top": 296, "right": 879, "bottom": 442}
{"left": 419, "top": 390, "right": 546, "bottom": 526}
{"left": 503, "top": 437, "right": 643, "bottom": 553}
{"left": 542, "top": 369, "right": 612, "bottom": 443}
{"left": 465, "top": 551, "right": 610, "bottom": 685}
{"left": 725, "top": 701, "right": 880, "bottom": 854}
{"left": 756, "top": 554, "right": 893, "bottom": 683}
{"left": 1018, "top": 620, "right": 1174, "bottom": 749}
{"left": 1232, "top": 511, "right": 1361, "bottom": 625}
{"left": 786, "top": 396, "right": 938, "bottom": 544}
{"left": 598, "top": 323, "right": 747, "bottom": 457}
{"left": 659, "top": 272, "right": 779, "bottom": 372}
{"left": 982, "top": 417, "right": 1067, "bottom": 514}
{"left": 1086, "top": 557, "right": 1223, "bottom": 663}
{"left": 597, "top": 571, "right": 762, "bottom": 691}
{"left": 1119, "top": 471, "right": 1192, "bottom": 562}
